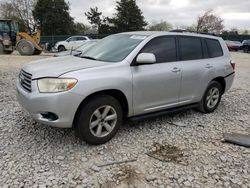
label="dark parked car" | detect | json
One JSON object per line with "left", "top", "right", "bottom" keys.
{"left": 240, "top": 40, "right": 250, "bottom": 53}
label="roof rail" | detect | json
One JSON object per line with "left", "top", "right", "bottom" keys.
{"left": 169, "top": 29, "right": 218, "bottom": 36}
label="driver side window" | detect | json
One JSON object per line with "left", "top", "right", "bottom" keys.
{"left": 67, "top": 37, "right": 76, "bottom": 42}
{"left": 140, "top": 36, "right": 177, "bottom": 63}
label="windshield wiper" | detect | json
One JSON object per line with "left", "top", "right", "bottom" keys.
{"left": 81, "top": 56, "right": 96, "bottom": 60}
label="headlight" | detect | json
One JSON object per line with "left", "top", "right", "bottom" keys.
{"left": 37, "top": 78, "right": 78, "bottom": 93}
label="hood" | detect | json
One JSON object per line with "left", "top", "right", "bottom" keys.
{"left": 54, "top": 50, "right": 81, "bottom": 57}
{"left": 23, "top": 56, "right": 109, "bottom": 79}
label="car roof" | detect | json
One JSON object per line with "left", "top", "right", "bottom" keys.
{"left": 69, "top": 36, "right": 88, "bottom": 38}
{"left": 0, "top": 19, "right": 17, "bottom": 22}
{"left": 119, "top": 31, "right": 221, "bottom": 40}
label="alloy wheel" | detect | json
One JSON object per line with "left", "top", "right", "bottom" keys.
{"left": 89, "top": 105, "right": 117, "bottom": 138}
{"left": 206, "top": 87, "right": 220, "bottom": 109}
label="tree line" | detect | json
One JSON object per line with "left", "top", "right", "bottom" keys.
{"left": 0, "top": 0, "right": 248, "bottom": 35}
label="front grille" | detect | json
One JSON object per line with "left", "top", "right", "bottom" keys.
{"left": 19, "top": 69, "right": 32, "bottom": 92}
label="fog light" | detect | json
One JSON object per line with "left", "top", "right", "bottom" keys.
{"left": 40, "top": 112, "right": 58, "bottom": 121}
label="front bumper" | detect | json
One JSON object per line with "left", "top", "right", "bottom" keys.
{"left": 16, "top": 80, "right": 83, "bottom": 128}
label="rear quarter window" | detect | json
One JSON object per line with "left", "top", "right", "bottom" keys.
{"left": 205, "top": 39, "right": 223, "bottom": 58}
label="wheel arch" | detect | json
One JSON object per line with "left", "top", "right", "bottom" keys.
{"left": 73, "top": 89, "right": 129, "bottom": 129}
{"left": 58, "top": 44, "right": 65, "bottom": 50}
{"left": 211, "top": 77, "right": 226, "bottom": 94}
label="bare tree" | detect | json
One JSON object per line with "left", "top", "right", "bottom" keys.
{"left": 0, "top": 0, "right": 36, "bottom": 32}
{"left": 196, "top": 10, "right": 224, "bottom": 34}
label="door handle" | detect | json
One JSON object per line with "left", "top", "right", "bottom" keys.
{"left": 205, "top": 64, "right": 213, "bottom": 69}
{"left": 172, "top": 67, "right": 181, "bottom": 72}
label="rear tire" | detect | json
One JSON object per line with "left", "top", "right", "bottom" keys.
{"left": 17, "top": 39, "right": 35, "bottom": 56}
{"left": 4, "top": 51, "right": 13, "bottom": 55}
{"left": 76, "top": 95, "right": 123, "bottom": 145}
{"left": 198, "top": 81, "right": 222, "bottom": 113}
{"left": 0, "top": 43, "right": 13, "bottom": 54}
{"left": 33, "top": 49, "right": 42, "bottom": 55}
{"left": 243, "top": 47, "right": 249, "bottom": 53}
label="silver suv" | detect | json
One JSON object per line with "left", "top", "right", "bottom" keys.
{"left": 17, "top": 32, "right": 235, "bottom": 145}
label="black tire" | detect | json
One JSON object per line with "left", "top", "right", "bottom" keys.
{"left": 0, "top": 43, "right": 4, "bottom": 54}
{"left": 243, "top": 47, "right": 249, "bottom": 53}
{"left": 17, "top": 39, "right": 35, "bottom": 56}
{"left": 0, "top": 43, "right": 13, "bottom": 54}
{"left": 4, "top": 51, "right": 13, "bottom": 55}
{"left": 33, "top": 49, "right": 42, "bottom": 55}
{"left": 198, "top": 81, "right": 222, "bottom": 113}
{"left": 58, "top": 45, "right": 66, "bottom": 52}
{"left": 76, "top": 95, "right": 123, "bottom": 145}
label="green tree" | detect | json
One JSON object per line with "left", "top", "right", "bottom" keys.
{"left": 111, "top": 0, "right": 147, "bottom": 32}
{"left": 73, "top": 22, "right": 90, "bottom": 34}
{"left": 242, "top": 29, "right": 249, "bottom": 35}
{"left": 33, "top": 0, "right": 74, "bottom": 35}
{"left": 85, "top": 7, "right": 102, "bottom": 31}
{"left": 148, "top": 21, "right": 172, "bottom": 31}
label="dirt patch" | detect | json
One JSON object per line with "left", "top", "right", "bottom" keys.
{"left": 147, "top": 143, "right": 184, "bottom": 163}
{"left": 101, "top": 165, "right": 147, "bottom": 188}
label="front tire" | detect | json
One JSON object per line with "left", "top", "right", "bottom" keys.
{"left": 17, "top": 39, "right": 35, "bottom": 56}
{"left": 58, "top": 45, "right": 66, "bottom": 52}
{"left": 76, "top": 95, "right": 123, "bottom": 145}
{"left": 198, "top": 81, "right": 222, "bottom": 113}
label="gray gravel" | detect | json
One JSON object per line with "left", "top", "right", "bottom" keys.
{"left": 0, "top": 52, "right": 250, "bottom": 187}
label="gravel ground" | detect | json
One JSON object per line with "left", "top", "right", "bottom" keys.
{"left": 0, "top": 52, "right": 250, "bottom": 188}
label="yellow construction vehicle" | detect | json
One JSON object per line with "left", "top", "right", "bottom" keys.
{"left": 0, "top": 19, "right": 43, "bottom": 55}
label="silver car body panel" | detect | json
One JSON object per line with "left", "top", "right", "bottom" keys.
{"left": 17, "top": 31, "right": 235, "bottom": 128}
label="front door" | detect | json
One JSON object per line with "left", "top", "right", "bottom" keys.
{"left": 132, "top": 36, "right": 182, "bottom": 115}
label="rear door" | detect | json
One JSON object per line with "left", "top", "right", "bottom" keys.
{"left": 132, "top": 36, "right": 182, "bottom": 115}
{"left": 178, "top": 36, "right": 216, "bottom": 103}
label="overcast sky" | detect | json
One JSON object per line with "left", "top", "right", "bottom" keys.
{"left": 68, "top": 0, "right": 250, "bottom": 30}
{"left": 0, "top": 0, "right": 249, "bottom": 30}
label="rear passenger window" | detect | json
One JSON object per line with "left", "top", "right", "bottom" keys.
{"left": 206, "top": 39, "right": 223, "bottom": 58}
{"left": 141, "top": 36, "right": 177, "bottom": 63}
{"left": 77, "top": 37, "right": 86, "bottom": 41}
{"left": 179, "top": 37, "right": 203, "bottom": 61}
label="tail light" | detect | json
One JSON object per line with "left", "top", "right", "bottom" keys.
{"left": 230, "top": 60, "right": 235, "bottom": 70}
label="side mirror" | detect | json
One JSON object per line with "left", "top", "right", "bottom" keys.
{"left": 136, "top": 53, "right": 156, "bottom": 64}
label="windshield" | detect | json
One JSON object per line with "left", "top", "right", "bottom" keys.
{"left": 81, "top": 34, "right": 147, "bottom": 62}
{"left": 77, "top": 41, "right": 98, "bottom": 52}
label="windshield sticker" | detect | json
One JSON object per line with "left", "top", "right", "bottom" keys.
{"left": 130, "top": 35, "right": 147, "bottom": 40}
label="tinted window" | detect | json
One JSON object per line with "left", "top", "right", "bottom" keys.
{"left": 77, "top": 37, "right": 86, "bottom": 41}
{"left": 201, "top": 39, "right": 209, "bottom": 58}
{"left": 206, "top": 39, "right": 223, "bottom": 58}
{"left": 141, "top": 36, "right": 177, "bottom": 63}
{"left": 67, "top": 37, "right": 76, "bottom": 42}
{"left": 0, "top": 22, "right": 10, "bottom": 31}
{"left": 179, "top": 37, "right": 203, "bottom": 61}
